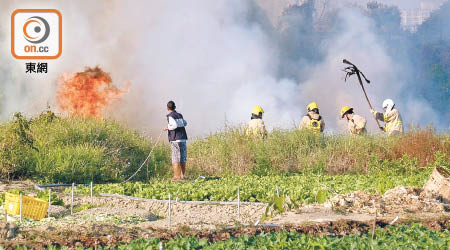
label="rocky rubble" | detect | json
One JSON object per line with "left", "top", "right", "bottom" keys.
{"left": 327, "top": 186, "right": 446, "bottom": 215}
{"left": 0, "top": 222, "right": 18, "bottom": 239}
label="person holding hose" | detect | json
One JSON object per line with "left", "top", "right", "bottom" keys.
{"left": 245, "top": 105, "right": 268, "bottom": 138}
{"left": 370, "top": 99, "right": 403, "bottom": 136}
{"left": 299, "top": 102, "right": 325, "bottom": 133}
{"left": 340, "top": 106, "right": 367, "bottom": 135}
{"left": 163, "top": 101, "right": 188, "bottom": 180}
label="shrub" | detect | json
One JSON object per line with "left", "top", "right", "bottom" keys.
{"left": 0, "top": 112, "right": 170, "bottom": 183}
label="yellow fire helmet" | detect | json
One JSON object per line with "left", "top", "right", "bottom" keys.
{"left": 252, "top": 106, "right": 264, "bottom": 115}
{"left": 307, "top": 102, "right": 319, "bottom": 112}
{"left": 340, "top": 106, "right": 353, "bottom": 118}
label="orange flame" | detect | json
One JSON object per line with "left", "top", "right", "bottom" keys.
{"left": 57, "top": 66, "right": 127, "bottom": 118}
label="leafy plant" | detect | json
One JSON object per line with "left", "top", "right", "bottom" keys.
{"left": 262, "top": 194, "right": 285, "bottom": 220}
{"left": 315, "top": 189, "right": 328, "bottom": 204}
{"left": 11, "top": 223, "right": 447, "bottom": 249}
{"left": 72, "top": 204, "right": 95, "bottom": 213}
{"left": 37, "top": 190, "right": 64, "bottom": 206}
{"left": 70, "top": 163, "right": 432, "bottom": 207}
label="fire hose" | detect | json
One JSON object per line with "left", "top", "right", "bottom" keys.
{"left": 121, "top": 130, "right": 164, "bottom": 183}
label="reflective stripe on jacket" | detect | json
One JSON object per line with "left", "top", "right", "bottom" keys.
{"left": 374, "top": 108, "right": 403, "bottom": 135}
{"left": 299, "top": 112, "right": 325, "bottom": 133}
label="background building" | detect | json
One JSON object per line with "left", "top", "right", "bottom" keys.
{"left": 401, "top": 1, "right": 446, "bottom": 32}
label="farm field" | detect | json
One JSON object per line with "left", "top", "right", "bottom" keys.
{"left": 1, "top": 172, "right": 449, "bottom": 248}
{"left": 72, "top": 172, "right": 432, "bottom": 204}
{"left": 2, "top": 218, "right": 450, "bottom": 249}
{"left": 55, "top": 224, "right": 450, "bottom": 249}
{"left": 0, "top": 114, "right": 449, "bottom": 249}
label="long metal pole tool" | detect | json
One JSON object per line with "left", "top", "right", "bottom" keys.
{"left": 343, "top": 59, "right": 383, "bottom": 130}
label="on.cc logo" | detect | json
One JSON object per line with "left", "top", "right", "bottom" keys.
{"left": 23, "top": 16, "right": 50, "bottom": 44}
{"left": 11, "top": 9, "right": 62, "bottom": 59}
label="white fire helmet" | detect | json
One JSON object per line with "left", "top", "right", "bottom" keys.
{"left": 382, "top": 99, "right": 395, "bottom": 112}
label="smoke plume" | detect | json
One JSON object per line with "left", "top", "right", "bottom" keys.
{"left": 0, "top": 0, "right": 447, "bottom": 137}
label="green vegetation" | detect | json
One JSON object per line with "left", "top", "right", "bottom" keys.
{"left": 37, "top": 189, "right": 64, "bottom": 206}
{"left": 0, "top": 112, "right": 170, "bottom": 183}
{"left": 72, "top": 158, "right": 438, "bottom": 203}
{"left": 188, "top": 127, "right": 449, "bottom": 176}
{"left": 0, "top": 112, "right": 448, "bottom": 184}
{"left": 118, "top": 224, "right": 450, "bottom": 249}
{"left": 72, "top": 204, "right": 96, "bottom": 213}
{"left": 5, "top": 224, "right": 449, "bottom": 249}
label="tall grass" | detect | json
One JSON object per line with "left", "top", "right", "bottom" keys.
{"left": 0, "top": 112, "right": 448, "bottom": 183}
{"left": 188, "top": 127, "right": 449, "bottom": 176}
{"left": 0, "top": 112, "right": 170, "bottom": 183}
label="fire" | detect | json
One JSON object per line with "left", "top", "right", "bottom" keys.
{"left": 57, "top": 66, "right": 127, "bottom": 118}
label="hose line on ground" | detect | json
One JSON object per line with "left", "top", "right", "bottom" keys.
{"left": 121, "top": 130, "right": 164, "bottom": 183}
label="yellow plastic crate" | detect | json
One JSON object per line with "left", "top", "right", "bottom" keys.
{"left": 5, "top": 193, "right": 49, "bottom": 220}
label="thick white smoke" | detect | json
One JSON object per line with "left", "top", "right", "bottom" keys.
{"left": 0, "top": 0, "right": 445, "bottom": 138}
{"left": 298, "top": 8, "right": 406, "bottom": 132}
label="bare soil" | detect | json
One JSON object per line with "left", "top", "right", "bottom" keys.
{"left": 0, "top": 181, "right": 449, "bottom": 249}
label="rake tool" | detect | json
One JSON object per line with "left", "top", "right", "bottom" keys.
{"left": 342, "top": 59, "right": 383, "bottom": 130}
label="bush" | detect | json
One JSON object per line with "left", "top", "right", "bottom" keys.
{"left": 0, "top": 112, "right": 170, "bottom": 183}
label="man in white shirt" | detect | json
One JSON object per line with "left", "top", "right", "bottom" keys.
{"left": 163, "top": 101, "right": 188, "bottom": 180}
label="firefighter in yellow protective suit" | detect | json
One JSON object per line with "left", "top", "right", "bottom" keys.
{"left": 370, "top": 99, "right": 403, "bottom": 135}
{"left": 299, "top": 102, "right": 325, "bottom": 133}
{"left": 340, "top": 106, "right": 367, "bottom": 135}
{"left": 245, "top": 106, "right": 268, "bottom": 138}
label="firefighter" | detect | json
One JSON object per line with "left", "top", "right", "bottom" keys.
{"left": 370, "top": 99, "right": 403, "bottom": 135}
{"left": 299, "top": 102, "right": 325, "bottom": 133}
{"left": 245, "top": 106, "right": 267, "bottom": 138}
{"left": 340, "top": 106, "right": 367, "bottom": 135}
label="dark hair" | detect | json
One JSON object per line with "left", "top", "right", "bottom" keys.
{"left": 167, "top": 101, "right": 176, "bottom": 111}
{"left": 342, "top": 108, "right": 354, "bottom": 118}
{"left": 251, "top": 113, "right": 262, "bottom": 120}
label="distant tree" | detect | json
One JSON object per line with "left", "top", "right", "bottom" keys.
{"left": 415, "top": 42, "right": 450, "bottom": 120}
{"left": 365, "top": 1, "right": 410, "bottom": 58}
{"left": 277, "top": 0, "right": 335, "bottom": 81}
{"left": 415, "top": 1, "right": 450, "bottom": 42}
{"left": 412, "top": 2, "right": 450, "bottom": 122}
{"left": 366, "top": 1, "right": 403, "bottom": 35}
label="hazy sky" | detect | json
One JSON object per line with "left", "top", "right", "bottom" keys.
{"left": 362, "top": 0, "right": 446, "bottom": 9}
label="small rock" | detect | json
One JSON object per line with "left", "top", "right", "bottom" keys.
{"left": 0, "top": 222, "right": 18, "bottom": 239}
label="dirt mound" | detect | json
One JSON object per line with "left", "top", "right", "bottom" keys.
{"left": 328, "top": 186, "right": 446, "bottom": 214}
{"left": 0, "top": 180, "right": 37, "bottom": 194}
